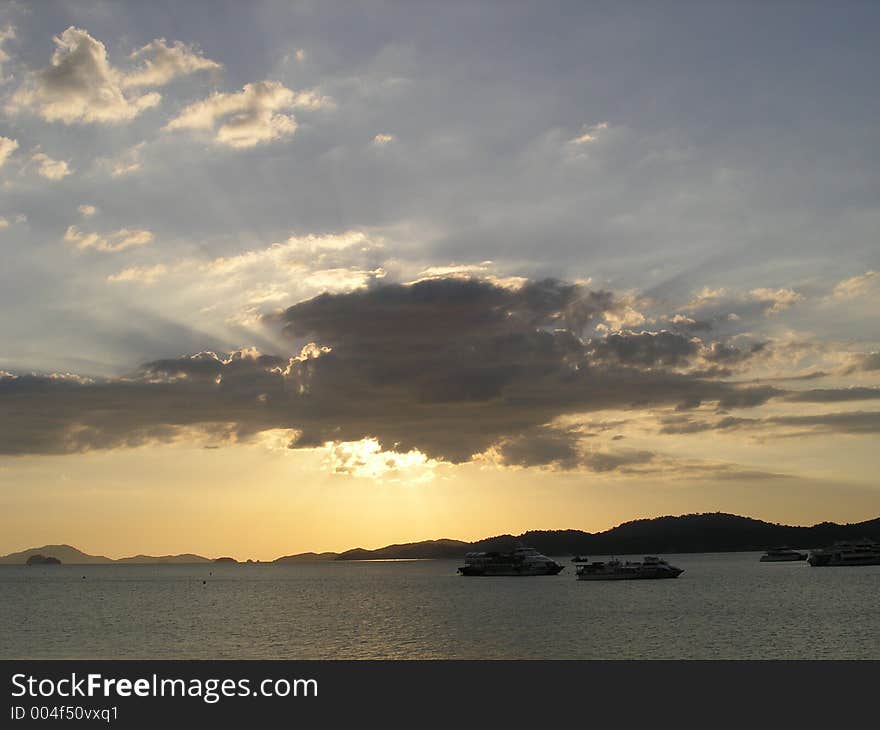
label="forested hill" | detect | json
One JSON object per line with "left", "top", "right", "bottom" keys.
{"left": 334, "top": 513, "right": 880, "bottom": 560}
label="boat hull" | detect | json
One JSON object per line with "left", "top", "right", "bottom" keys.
{"left": 576, "top": 568, "right": 683, "bottom": 581}
{"left": 808, "top": 555, "right": 880, "bottom": 567}
{"left": 760, "top": 554, "right": 807, "bottom": 562}
{"left": 458, "top": 564, "right": 564, "bottom": 576}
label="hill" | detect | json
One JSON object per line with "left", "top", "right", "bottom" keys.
{"left": 334, "top": 513, "right": 880, "bottom": 560}
{"left": 116, "top": 553, "right": 211, "bottom": 564}
{"left": 336, "top": 538, "right": 470, "bottom": 561}
{"left": 274, "top": 552, "right": 340, "bottom": 563}
{"left": 5, "top": 513, "right": 880, "bottom": 564}
{"left": 0, "top": 544, "right": 113, "bottom": 565}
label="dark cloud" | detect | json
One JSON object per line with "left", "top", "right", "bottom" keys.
{"left": 660, "top": 415, "right": 754, "bottom": 434}
{"left": 495, "top": 428, "right": 582, "bottom": 470}
{"left": 582, "top": 449, "right": 656, "bottom": 473}
{"left": 770, "top": 411, "right": 880, "bottom": 435}
{"left": 0, "top": 277, "right": 817, "bottom": 461}
{"left": 703, "top": 341, "right": 767, "bottom": 364}
{"left": 586, "top": 330, "right": 700, "bottom": 368}
{"left": 844, "top": 352, "right": 880, "bottom": 374}
{"left": 660, "top": 410, "right": 880, "bottom": 436}
{"left": 785, "top": 387, "right": 880, "bottom": 403}
{"left": 494, "top": 427, "right": 656, "bottom": 473}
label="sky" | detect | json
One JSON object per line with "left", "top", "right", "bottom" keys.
{"left": 1, "top": 1, "right": 879, "bottom": 560}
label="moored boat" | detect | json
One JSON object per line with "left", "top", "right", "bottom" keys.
{"left": 458, "top": 546, "right": 564, "bottom": 576}
{"left": 808, "top": 540, "right": 880, "bottom": 567}
{"left": 760, "top": 547, "right": 807, "bottom": 562}
{"left": 575, "top": 555, "right": 683, "bottom": 581}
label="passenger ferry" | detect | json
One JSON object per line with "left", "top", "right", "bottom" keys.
{"left": 458, "top": 546, "right": 564, "bottom": 576}
{"left": 808, "top": 540, "right": 880, "bottom": 567}
{"left": 575, "top": 555, "right": 683, "bottom": 581}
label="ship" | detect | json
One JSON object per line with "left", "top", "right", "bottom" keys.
{"left": 575, "top": 555, "right": 683, "bottom": 581}
{"left": 759, "top": 547, "right": 807, "bottom": 562}
{"left": 807, "top": 540, "right": 880, "bottom": 567}
{"left": 457, "top": 546, "right": 564, "bottom": 576}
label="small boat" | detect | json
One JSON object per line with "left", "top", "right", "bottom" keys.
{"left": 760, "top": 547, "right": 807, "bottom": 562}
{"left": 458, "top": 546, "right": 564, "bottom": 576}
{"left": 571, "top": 555, "right": 590, "bottom": 563}
{"left": 808, "top": 540, "right": 880, "bottom": 567}
{"left": 576, "top": 555, "right": 683, "bottom": 581}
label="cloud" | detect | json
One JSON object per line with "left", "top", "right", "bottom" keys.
{"left": 490, "top": 425, "right": 658, "bottom": 473}
{"left": 677, "top": 285, "right": 804, "bottom": 327}
{"left": 0, "top": 24, "right": 14, "bottom": 82}
{"left": 107, "top": 264, "right": 167, "bottom": 284}
{"left": 325, "top": 438, "right": 438, "bottom": 482}
{"left": 0, "top": 277, "right": 794, "bottom": 460}
{"left": 702, "top": 340, "right": 767, "bottom": 365}
{"left": 8, "top": 27, "right": 160, "bottom": 124}
{"left": 64, "top": 225, "right": 154, "bottom": 252}
{"left": 569, "top": 121, "right": 609, "bottom": 145}
{"left": 77, "top": 204, "right": 97, "bottom": 218}
{"left": 664, "top": 313, "right": 713, "bottom": 332}
{"left": 164, "top": 80, "right": 330, "bottom": 148}
{"left": 582, "top": 448, "right": 655, "bottom": 472}
{"left": 660, "top": 410, "right": 880, "bottom": 436}
{"left": 857, "top": 352, "right": 880, "bottom": 371}
{"left": 122, "top": 38, "right": 221, "bottom": 88}
{"left": 0, "top": 135, "right": 17, "bottom": 167}
{"left": 832, "top": 270, "right": 877, "bottom": 300}
{"left": 493, "top": 427, "right": 582, "bottom": 469}
{"left": 98, "top": 141, "right": 145, "bottom": 177}
{"left": 769, "top": 411, "right": 880, "bottom": 435}
{"left": 586, "top": 330, "right": 701, "bottom": 369}
{"left": 31, "top": 151, "right": 71, "bottom": 180}
{"left": 748, "top": 287, "right": 804, "bottom": 315}
{"left": 583, "top": 330, "right": 766, "bottom": 375}
{"left": 785, "top": 387, "right": 880, "bottom": 403}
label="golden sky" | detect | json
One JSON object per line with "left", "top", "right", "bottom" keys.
{"left": 1, "top": 4, "right": 879, "bottom": 559}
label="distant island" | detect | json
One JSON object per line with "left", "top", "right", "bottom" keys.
{"left": 2, "top": 513, "right": 879, "bottom": 564}
{"left": 25, "top": 554, "right": 61, "bottom": 565}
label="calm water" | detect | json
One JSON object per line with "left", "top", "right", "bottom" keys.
{"left": 2, "top": 553, "right": 878, "bottom": 659}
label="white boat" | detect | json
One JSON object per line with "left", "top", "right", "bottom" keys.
{"left": 457, "top": 546, "right": 564, "bottom": 576}
{"left": 760, "top": 547, "right": 807, "bottom": 562}
{"left": 808, "top": 540, "right": 880, "bottom": 567}
{"left": 575, "top": 555, "right": 683, "bottom": 581}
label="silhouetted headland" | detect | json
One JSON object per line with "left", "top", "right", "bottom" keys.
{"left": 3, "top": 513, "right": 879, "bottom": 564}
{"left": 333, "top": 513, "right": 880, "bottom": 560}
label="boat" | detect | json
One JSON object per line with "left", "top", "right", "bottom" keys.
{"left": 575, "top": 555, "right": 683, "bottom": 581}
{"left": 807, "top": 540, "right": 880, "bottom": 567}
{"left": 760, "top": 547, "right": 807, "bottom": 562}
{"left": 571, "top": 555, "right": 590, "bottom": 563}
{"left": 457, "top": 546, "right": 564, "bottom": 576}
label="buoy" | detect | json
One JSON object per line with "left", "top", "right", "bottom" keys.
{"left": 202, "top": 580, "right": 207, "bottom": 584}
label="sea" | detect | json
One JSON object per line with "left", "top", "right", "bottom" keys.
{"left": 2, "top": 552, "right": 878, "bottom": 659}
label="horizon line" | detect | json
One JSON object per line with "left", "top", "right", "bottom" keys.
{"left": 4, "top": 510, "right": 879, "bottom": 563}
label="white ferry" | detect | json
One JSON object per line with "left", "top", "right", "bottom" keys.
{"left": 807, "top": 540, "right": 880, "bottom": 567}
{"left": 575, "top": 555, "right": 683, "bottom": 581}
{"left": 457, "top": 547, "right": 564, "bottom": 576}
